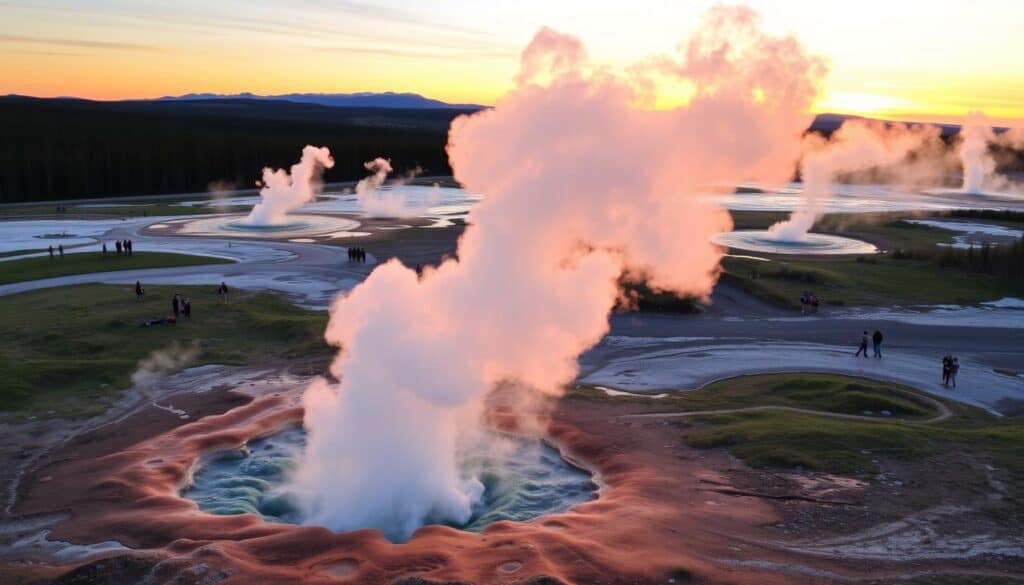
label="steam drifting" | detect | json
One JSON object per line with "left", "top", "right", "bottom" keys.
{"left": 958, "top": 111, "right": 1024, "bottom": 194}
{"left": 244, "top": 146, "right": 334, "bottom": 225}
{"left": 770, "top": 120, "right": 940, "bottom": 241}
{"left": 356, "top": 157, "right": 439, "bottom": 218}
{"left": 291, "top": 6, "right": 826, "bottom": 540}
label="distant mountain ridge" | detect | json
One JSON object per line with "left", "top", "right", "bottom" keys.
{"left": 156, "top": 91, "right": 484, "bottom": 110}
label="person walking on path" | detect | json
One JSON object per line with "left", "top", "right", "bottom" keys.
{"left": 218, "top": 282, "right": 229, "bottom": 304}
{"left": 872, "top": 330, "right": 883, "bottom": 359}
{"left": 854, "top": 331, "right": 869, "bottom": 358}
{"left": 135, "top": 280, "right": 144, "bottom": 301}
{"left": 942, "top": 354, "right": 953, "bottom": 387}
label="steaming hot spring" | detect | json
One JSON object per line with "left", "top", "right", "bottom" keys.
{"left": 181, "top": 424, "right": 597, "bottom": 542}
{"left": 174, "top": 213, "right": 364, "bottom": 239}
{"left": 713, "top": 230, "right": 879, "bottom": 255}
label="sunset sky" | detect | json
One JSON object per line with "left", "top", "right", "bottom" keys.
{"left": 2, "top": 0, "right": 1022, "bottom": 125}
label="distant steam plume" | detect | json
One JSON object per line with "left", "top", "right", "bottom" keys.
{"left": 291, "top": 5, "right": 825, "bottom": 541}
{"left": 958, "top": 111, "right": 1024, "bottom": 194}
{"left": 769, "top": 120, "right": 940, "bottom": 241}
{"left": 244, "top": 146, "right": 334, "bottom": 225}
{"left": 356, "top": 158, "right": 438, "bottom": 217}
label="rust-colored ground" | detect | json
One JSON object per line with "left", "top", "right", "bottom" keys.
{"left": 3, "top": 386, "right": 1021, "bottom": 584}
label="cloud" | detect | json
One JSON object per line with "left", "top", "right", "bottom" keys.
{"left": 0, "top": 34, "right": 157, "bottom": 52}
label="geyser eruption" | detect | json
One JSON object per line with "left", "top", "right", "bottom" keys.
{"left": 244, "top": 145, "right": 334, "bottom": 225}
{"left": 957, "top": 111, "right": 1024, "bottom": 194}
{"left": 769, "top": 120, "right": 940, "bottom": 241}
{"left": 291, "top": 5, "right": 825, "bottom": 541}
{"left": 959, "top": 112, "right": 993, "bottom": 194}
{"left": 356, "top": 157, "right": 439, "bottom": 217}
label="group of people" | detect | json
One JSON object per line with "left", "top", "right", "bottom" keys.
{"left": 347, "top": 247, "right": 367, "bottom": 262}
{"left": 799, "top": 291, "right": 821, "bottom": 314}
{"left": 853, "top": 330, "right": 965, "bottom": 388}
{"left": 942, "top": 355, "right": 960, "bottom": 388}
{"left": 854, "top": 330, "right": 884, "bottom": 359}
{"left": 105, "top": 239, "right": 134, "bottom": 255}
{"left": 172, "top": 292, "right": 192, "bottom": 319}
{"left": 54, "top": 205, "right": 69, "bottom": 214}
{"left": 47, "top": 244, "right": 64, "bottom": 258}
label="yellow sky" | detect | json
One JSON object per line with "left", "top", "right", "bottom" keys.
{"left": 2, "top": 1, "right": 1022, "bottom": 125}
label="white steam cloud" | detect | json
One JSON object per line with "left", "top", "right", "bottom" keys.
{"left": 290, "top": 5, "right": 825, "bottom": 541}
{"left": 356, "top": 157, "right": 439, "bottom": 218}
{"left": 244, "top": 145, "right": 334, "bottom": 225}
{"left": 958, "top": 111, "right": 1024, "bottom": 194}
{"left": 131, "top": 342, "right": 199, "bottom": 393}
{"left": 770, "top": 120, "right": 940, "bottom": 241}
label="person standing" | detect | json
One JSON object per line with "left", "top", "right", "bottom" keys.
{"left": 942, "top": 354, "right": 952, "bottom": 387}
{"left": 115, "top": 240, "right": 122, "bottom": 254}
{"left": 872, "top": 330, "right": 883, "bottom": 359}
{"left": 218, "top": 282, "right": 229, "bottom": 304}
{"left": 854, "top": 331, "right": 869, "bottom": 358}
{"left": 58, "top": 244, "right": 64, "bottom": 257}
{"left": 135, "top": 280, "right": 144, "bottom": 301}
{"left": 127, "top": 239, "right": 133, "bottom": 255}
{"left": 950, "top": 357, "right": 959, "bottom": 388}
{"left": 172, "top": 293, "right": 181, "bottom": 318}
{"left": 48, "top": 245, "right": 54, "bottom": 259}
{"left": 102, "top": 242, "right": 108, "bottom": 255}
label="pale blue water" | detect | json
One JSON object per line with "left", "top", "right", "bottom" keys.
{"left": 182, "top": 425, "right": 596, "bottom": 534}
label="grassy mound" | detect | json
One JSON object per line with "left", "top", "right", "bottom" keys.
{"left": 0, "top": 284, "right": 329, "bottom": 417}
{"left": 0, "top": 251, "right": 232, "bottom": 285}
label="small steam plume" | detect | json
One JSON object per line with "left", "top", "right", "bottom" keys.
{"left": 958, "top": 111, "right": 1024, "bottom": 194}
{"left": 244, "top": 146, "right": 334, "bottom": 225}
{"left": 291, "top": 5, "right": 825, "bottom": 541}
{"left": 131, "top": 342, "right": 199, "bottom": 394}
{"left": 769, "top": 120, "right": 940, "bottom": 241}
{"left": 356, "top": 158, "right": 439, "bottom": 217}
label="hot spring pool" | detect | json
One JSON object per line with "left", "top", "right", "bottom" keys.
{"left": 713, "top": 230, "right": 878, "bottom": 255}
{"left": 173, "top": 214, "right": 363, "bottom": 239}
{"left": 182, "top": 425, "right": 596, "bottom": 538}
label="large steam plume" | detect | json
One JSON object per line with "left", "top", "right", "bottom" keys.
{"left": 244, "top": 146, "right": 334, "bottom": 225}
{"left": 769, "top": 120, "right": 941, "bottom": 241}
{"left": 958, "top": 111, "right": 1024, "bottom": 194}
{"left": 291, "top": 6, "right": 825, "bottom": 541}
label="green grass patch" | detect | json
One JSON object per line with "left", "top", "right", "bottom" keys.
{"left": 0, "top": 284, "right": 329, "bottom": 417}
{"left": 721, "top": 253, "right": 1017, "bottom": 307}
{"left": 574, "top": 373, "right": 1023, "bottom": 480}
{"left": 0, "top": 252, "right": 232, "bottom": 285}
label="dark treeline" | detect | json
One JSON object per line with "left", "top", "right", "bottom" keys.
{"left": 0, "top": 96, "right": 479, "bottom": 203}
{"left": 893, "top": 237, "right": 1024, "bottom": 291}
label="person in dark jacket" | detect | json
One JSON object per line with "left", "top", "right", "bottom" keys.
{"left": 872, "top": 330, "right": 883, "bottom": 359}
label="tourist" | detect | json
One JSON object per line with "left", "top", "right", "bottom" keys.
{"left": 183, "top": 297, "right": 191, "bottom": 319}
{"left": 115, "top": 240, "right": 122, "bottom": 254}
{"left": 872, "top": 330, "right": 883, "bottom": 359}
{"left": 854, "top": 331, "right": 869, "bottom": 358}
{"left": 218, "top": 282, "right": 229, "bottom": 304}
{"left": 135, "top": 280, "right": 144, "bottom": 300}
{"left": 950, "top": 357, "right": 959, "bottom": 388}
{"left": 102, "top": 242, "right": 108, "bottom": 255}
{"left": 941, "top": 354, "right": 953, "bottom": 386}
{"left": 58, "top": 244, "right": 64, "bottom": 257}
{"left": 48, "top": 245, "right": 54, "bottom": 259}
{"left": 127, "top": 239, "right": 133, "bottom": 254}
{"left": 172, "top": 293, "right": 181, "bottom": 318}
